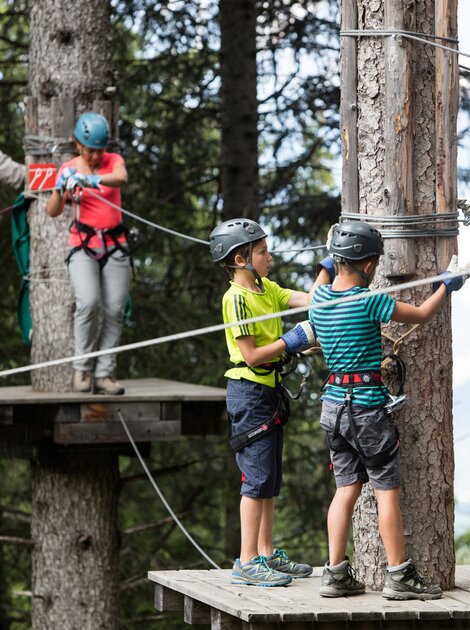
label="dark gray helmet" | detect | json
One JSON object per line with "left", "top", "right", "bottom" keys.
{"left": 328, "top": 220, "right": 384, "bottom": 261}
{"left": 209, "top": 218, "right": 267, "bottom": 263}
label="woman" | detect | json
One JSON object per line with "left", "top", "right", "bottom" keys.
{"left": 47, "top": 112, "right": 130, "bottom": 395}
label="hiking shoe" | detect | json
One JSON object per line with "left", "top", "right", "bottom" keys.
{"left": 319, "top": 557, "right": 365, "bottom": 597}
{"left": 382, "top": 561, "right": 442, "bottom": 600}
{"left": 231, "top": 555, "right": 292, "bottom": 587}
{"left": 93, "top": 377, "right": 125, "bottom": 395}
{"left": 73, "top": 370, "right": 92, "bottom": 393}
{"left": 265, "top": 548, "right": 313, "bottom": 578}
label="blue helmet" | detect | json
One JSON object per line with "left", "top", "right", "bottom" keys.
{"left": 74, "top": 112, "right": 109, "bottom": 149}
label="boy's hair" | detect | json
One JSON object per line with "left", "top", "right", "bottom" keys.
{"left": 225, "top": 242, "right": 257, "bottom": 279}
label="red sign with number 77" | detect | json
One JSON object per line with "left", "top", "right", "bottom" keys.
{"left": 28, "top": 163, "right": 57, "bottom": 190}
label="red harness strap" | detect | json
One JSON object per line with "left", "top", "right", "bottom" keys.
{"left": 327, "top": 371, "right": 383, "bottom": 387}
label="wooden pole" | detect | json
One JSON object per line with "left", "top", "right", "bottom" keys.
{"left": 345, "top": 0, "right": 456, "bottom": 590}
{"left": 382, "top": 1, "right": 416, "bottom": 277}
{"left": 435, "top": 0, "right": 459, "bottom": 270}
{"left": 340, "top": 0, "right": 359, "bottom": 214}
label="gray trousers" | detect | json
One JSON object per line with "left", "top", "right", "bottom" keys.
{"left": 68, "top": 248, "right": 131, "bottom": 377}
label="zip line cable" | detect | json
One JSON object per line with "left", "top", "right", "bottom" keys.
{"left": 116, "top": 409, "right": 222, "bottom": 570}
{"left": 0, "top": 269, "right": 468, "bottom": 380}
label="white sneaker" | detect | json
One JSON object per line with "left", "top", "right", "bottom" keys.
{"left": 73, "top": 370, "right": 92, "bottom": 393}
{"left": 94, "top": 377, "right": 125, "bottom": 395}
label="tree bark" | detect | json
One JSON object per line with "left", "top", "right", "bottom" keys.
{"left": 27, "top": 3, "right": 122, "bottom": 627}
{"left": 31, "top": 453, "right": 120, "bottom": 629}
{"left": 28, "top": 0, "right": 113, "bottom": 393}
{"left": 219, "top": 0, "right": 259, "bottom": 220}
{"left": 344, "top": 0, "right": 456, "bottom": 589}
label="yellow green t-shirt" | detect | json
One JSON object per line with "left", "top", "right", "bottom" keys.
{"left": 222, "top": 278, "right": 294, "bottom": 388}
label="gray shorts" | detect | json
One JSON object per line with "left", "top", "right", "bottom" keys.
{"left": 320, "top": 400, "right": 400, "bottom": 490}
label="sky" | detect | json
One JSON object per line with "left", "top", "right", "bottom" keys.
{"left": 452, "top": 2, "right": 470, "bottom": 536}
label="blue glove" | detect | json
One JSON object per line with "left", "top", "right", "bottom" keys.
{"left": 432, "top": 256, "right": 470, "bottom": 295}
{"left": 281, "top": 320, "right": 316, "bottom": 354}
{"left": 66, "top": 173, "right": 102, "bottom": 191}
{"left": 316, "top": 255, "right": 336, "bottom": 282}
{"left": 55, "top": 167, "right": 76, "bottom": 193}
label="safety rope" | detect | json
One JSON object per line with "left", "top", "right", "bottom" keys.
{"left": 340, "top": 211, "right": 465, "bottom": 238}
{"left": 381, "top": 324, "right": 421, "bottom": 355}
{"left": 0, "top": 268, "right": 468, "bottom": 380}
{"left": 340, "top": 28, "right": 468, "bottom": 59}
{"left": 116, "top": 409, "right": 222, "bottom": 570}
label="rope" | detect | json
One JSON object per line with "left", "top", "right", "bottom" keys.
{"left": 84, "top": 187, "right": 209, "bottom": 246}
{"left": 381, "top": 323, "right": 420, "bottom": 354}
{"left": 340, "top": 212, "right": 461, "bottom": 238}
{"left": 340, "top": 29, "right": 468, "bottom": 59}
{"left": 116, "top": 410, "right": 222, "bottom": 570}
{"left": 0, "top": 268, "right": 468, "bottom": 380}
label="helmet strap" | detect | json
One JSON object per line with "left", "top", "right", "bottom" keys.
{"left": 344, "top": 261, "right": 373, "bottom": 286}
{"left": 223, "top": 242, "right": 265, "bottom": 291}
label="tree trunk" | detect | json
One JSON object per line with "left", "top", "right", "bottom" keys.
{"left": 343, "top": 0, "right": 456, "bottom": 589}
{"left": 219, "top": 0, "right": 259, "bottom": 220}
{"left": 27, "top": 0, "right": 113, "bottom": 393}
{"left": 27, "top": 3, "right": 122, "bottom": 627}
{"left": 31, "top": 453, "right": 120, "bottom": 629}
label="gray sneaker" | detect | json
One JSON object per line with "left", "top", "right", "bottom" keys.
{"left": 319, "top": 557, "right": 365, "bottom": 597}
{"left": 383, "top": 561, "right": 442, "bottom": 600}
{"left": 265, "top": 548, "right": 313, "bottom": 578}
{"left": 94, "top": 376, "right": 125, "bottom": 395}
{"left": 231, "top": 555, "right": 292, "bottom": 587}
{"left": 73, "top": 370, "right": 92, "bottom": 393}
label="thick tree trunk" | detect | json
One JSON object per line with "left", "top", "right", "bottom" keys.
{"left": 28, "top": 0, "right": 113, "bottom": 392}
{"left": 343, "top": 0, "right": 456, "bottom": 589}
{"left": 31, "top": 453, "right": 120, "bottom": 629}
{"left": 219, "top": 0, "right": 259, "bottom": 220}
{"left": 27, "top": 3, "right": 122, "bottom": 627}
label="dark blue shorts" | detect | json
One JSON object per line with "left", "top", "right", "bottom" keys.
{"left": 226, "top": 378, "right": 285, "bottom": 499}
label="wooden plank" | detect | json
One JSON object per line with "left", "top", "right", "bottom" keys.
{"left": 53, "top": 419, "right": 181, "bottom": 444}
{"left": 382, "top": 0, "right": 416, "bottom": 277}
{"left": 0, "top": 406, "right": 13, "bottom": 425}
{"left": 0, "top": 378, "right": 226, "bottom": 405}
{"left": 154, "top": 583, "right": 184, "bottom": 612}
{"left": 184, "top": 595, "right": 211, "bottom": 625}
{"left": 51, "top": 97, "right": 75, "bottom": 137}
{"left": 435, "top": 0, "right": 459, "bottom": 271}
{"left": 79, "top": 402, "right": 161, "bottom": 423}
{"left": 148, "top": 570, "right": 282, "bottom": 623}
{"left": 148, "top": 568, "right": 470, "bottom": 625}
{"left": 340, "top": 0, "right": 359, "bottom": 213}
{"left": 429, "top": 592, "right": 470, "bottom": 619}
{"left": 211, "top": 609, "right": 242, "bottom": 630}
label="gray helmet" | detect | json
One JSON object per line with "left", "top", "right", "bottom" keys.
{"left": 209, "top": 218, "right": 267, "bottom": 263}
{"left": 328, "top": 220, "right": 384, "bottom": 261}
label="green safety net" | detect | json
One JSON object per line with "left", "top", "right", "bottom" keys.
{"left": 10, "top": 192, "right": 32, "bottom": 346}
{"left": 10, "top": 193, "right": 132, "bottom": 346}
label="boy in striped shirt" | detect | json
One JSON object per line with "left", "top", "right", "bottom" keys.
{"left": 310, "top": 220, "right": 468, "bottom": 600}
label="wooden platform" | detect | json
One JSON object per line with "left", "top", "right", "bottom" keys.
{"left": 148, "top": 566, "right": 470, "bottom": 629}
{"left": 0, "top": 378, "right": 226, "bottom": 457}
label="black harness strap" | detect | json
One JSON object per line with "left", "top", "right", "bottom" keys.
{"left": 66, "top": 219, "right": 141, "bottom": 268}
{"left": 324, "top": 370, "right": 400, "bottom": 468}
{"left": 228, "top": 387, "right": 289, "bottom": 453}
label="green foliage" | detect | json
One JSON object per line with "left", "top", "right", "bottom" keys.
{"left": 0, "top": 0, "right": 341, "bottom": 627}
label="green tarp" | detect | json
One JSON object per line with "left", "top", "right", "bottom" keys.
{"left": 10, "top": 192, "right": 32, "bottom": 346}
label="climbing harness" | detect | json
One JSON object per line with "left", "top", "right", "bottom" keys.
{"left": 227, "top": 348, "right": 319, "bottom": 452}
{"left": 321, "top": 353, "right": 407, "bottom": 467}
{"left": 66, "top": 185, "right": 142, "bottom": 267}
{"left": 228, "top": 386, "right": 290, "bottom": 453}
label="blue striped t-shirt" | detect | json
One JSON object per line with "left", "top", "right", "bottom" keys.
{"left": 309, "top": 285, "right": 396, "bottom": 407}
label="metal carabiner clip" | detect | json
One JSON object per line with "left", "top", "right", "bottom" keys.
{"left": 384, "top": 393, "right": 407, "bottom": 415}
